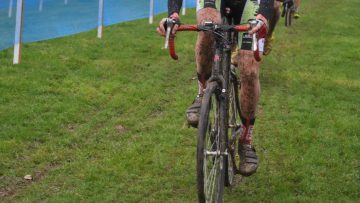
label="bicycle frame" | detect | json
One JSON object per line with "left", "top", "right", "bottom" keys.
{"left": 206, "top": 22, "right": 232, "bottom": 93}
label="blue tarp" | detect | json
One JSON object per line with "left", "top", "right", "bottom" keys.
{"left": 0, "top": 0, "right": 17, "bottom": 50}
{"left": 0, "top": 0, "right": 196, "bottom": 51}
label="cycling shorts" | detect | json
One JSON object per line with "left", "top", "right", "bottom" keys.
{"left": 196, "top": 0, "right": 265, "bottom": 52}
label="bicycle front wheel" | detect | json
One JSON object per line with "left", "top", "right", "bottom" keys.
{"left": 197, "top": 82, "right": 225, "bottom": 203}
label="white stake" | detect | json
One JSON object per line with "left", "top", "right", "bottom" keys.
{"left": 182, "top": 0, "right": 186, "bottom": 15}
{"left": 149, "top": 0, "right": 154, "bottom": 24}
{"left": 13, "top": 0, "right": 24, "bottom": 64}
{"left": 8, "top": 0, "right": 13, "bottom": 18}
{"left": 39, "top": 0, "right": 43, "bottom": 12}
{"left": 97, "top": 0, "right": 104, "bottom": 38}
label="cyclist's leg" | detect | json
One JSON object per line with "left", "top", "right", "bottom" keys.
{"left": 264, "top": 0, "right": 281, "bottom": 55}
{"left": 195, "top": 0, "right": 222, "bottom": 90}
{"left": 236, "top": 0, "right": 262, "bottom": 176}
{"left": 186, "top": 1, "right": 222, "bottom": 128}
{"left": 268, "top": 1, "right": 281, "bottom": 40}
{"left": 295, "top": 0, "right": 301, "bottom": 10}
{"left": 294, "top": 0, "right": 301, "bottom": 18}
{"left": 195, "top": 7, "right": 221, "bottom": 87}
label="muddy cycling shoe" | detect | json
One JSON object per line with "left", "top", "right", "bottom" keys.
{"left": 238, "top": 144, "right": 259, "bottom": 176}
{"left": 186, "top": 95, "right": 203, "bottom": 128}
{"left": 293, "top": 11, "right": 300, "bottom": 19}
{"left": 264, "top": 35, "right": 274, "bottom": 56}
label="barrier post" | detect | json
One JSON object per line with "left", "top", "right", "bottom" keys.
{"left": 149, "top": 0, "right": 154, "bottom": 24}
{"left": 64, "top": 0, "right": 68, "bottom": 5}
{"left": 182, "top": 0, "right": 186, "bottom": 15}
{"left": 13, "top": 0, "right": 24, "bottom": 64}
{"left": 8, "top": 0, "right": 13, "bottom": 18}
{"left": 97, "top": 0, "right": 104, "bottom": 38}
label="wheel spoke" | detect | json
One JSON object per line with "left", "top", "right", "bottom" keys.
{"left": 206, "top": 157, "right": 218, "bottom": 202}
{"left": 225, "top": 79, "right": 242, "bottom": 185}
{"left": 205, "top": 131, "right": 220, "bottom": 201}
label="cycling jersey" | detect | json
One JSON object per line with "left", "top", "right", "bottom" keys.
{"left": 168, "top": 0, "right": 274, "bottom": 21}
{"left": 168, "top": 0, "right": 273, "bottom": 52}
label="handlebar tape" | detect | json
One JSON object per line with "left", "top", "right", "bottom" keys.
{"left": 168, "top": 24, "right": 260, "bottom": 61}
{"left": 169, "top": 36, "right": 178, "bottom": 60}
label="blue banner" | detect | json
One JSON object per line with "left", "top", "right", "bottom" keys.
{"left": 0, "top": 0, "right": 196, "bottom": 51}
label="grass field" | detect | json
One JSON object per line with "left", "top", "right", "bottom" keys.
{"left": 0, "top": 0, "right": 359, "bottom": 202}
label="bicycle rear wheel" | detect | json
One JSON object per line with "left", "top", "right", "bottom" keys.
{"left": 225, "top": 66, "right": 242, "bottom": 187}
{"left": 285, "top": 5, "right": 292, "bottom": 27}
{"left": 197, "top": 82, "right": 225, "bottom": 203}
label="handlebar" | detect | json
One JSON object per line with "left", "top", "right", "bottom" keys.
{"left": 168, "top": 25, "right": 198, "bottom": 60}
{"left": 164, "top": 21, "right": 262, "bottom": 61}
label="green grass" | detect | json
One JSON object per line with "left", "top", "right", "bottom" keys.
{"left": 1, "top": 0, "right": 359, "bottom": 202}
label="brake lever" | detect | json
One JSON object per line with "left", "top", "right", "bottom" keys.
{"left": 248, "top": 19, "right": 261, "bottom": 61}
{"left": 248, "top": 20, "right": 258, "bottom": 52}
{"left": 164, "top": 18, "right": 176, "bottom": 49}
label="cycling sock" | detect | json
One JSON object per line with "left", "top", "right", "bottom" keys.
{"left": 239, "top": 114, "right": 256, "bottom": 145}
{"left": 240, "top": 114, "right": 256, "bottom": 126}
{"left": 197, "top": 72, "right": 211, "bottom": 96}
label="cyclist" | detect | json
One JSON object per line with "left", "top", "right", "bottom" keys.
{"left": 157, "top": 0, "right": 274, "bottom": 176}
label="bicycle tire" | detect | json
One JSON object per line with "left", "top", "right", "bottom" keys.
{"left": 197, "top": 82, "right": 225, "bottom": 203}
{"left": 285, "top": 6, "right": 292, "bottom": 27}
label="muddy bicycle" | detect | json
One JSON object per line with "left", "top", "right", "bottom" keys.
{"left": 163, "top": 16, "right": 262, "bottom": 202}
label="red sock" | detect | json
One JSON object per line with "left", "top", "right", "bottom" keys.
{"left": 239, "top": 115, "right": 255, "bottom": 145}
{"left": 197, "top": 72, "right": 210, "bottom": 96}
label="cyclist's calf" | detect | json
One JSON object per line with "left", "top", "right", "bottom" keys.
{"left": 196, "top": 31, "right": 215, "bottom": 75}
{"left": 238, "top": 50, "right": 261, "bottom": 118}
{"left": 239, "top": 50, "right": 260, "bottom": 81}
{"left": 195, "top": 8, "right": 221, "bottom": 75}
